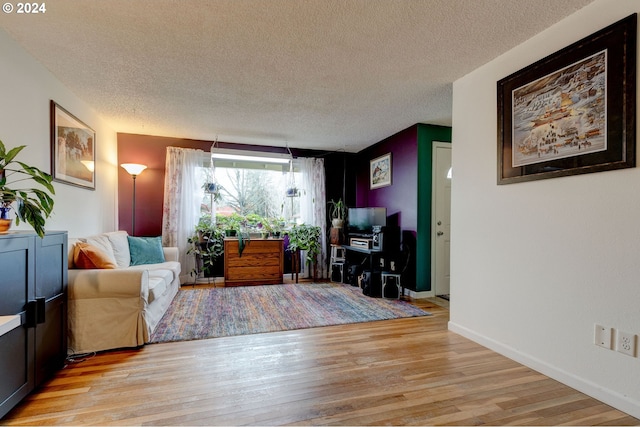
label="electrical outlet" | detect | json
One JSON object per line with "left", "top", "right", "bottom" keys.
{"left": 594, "top": 324, "right": 612, "bottom": 349}
{"left": 615, "top": 330, "right": 636, "bottom": 357}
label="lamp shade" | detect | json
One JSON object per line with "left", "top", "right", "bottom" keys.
{"left": 121, "top": 163, "right": 147, "bottom": 176}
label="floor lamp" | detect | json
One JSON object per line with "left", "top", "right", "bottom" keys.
{"left": 121, "top": 163, "right": 147, "bottom": 236}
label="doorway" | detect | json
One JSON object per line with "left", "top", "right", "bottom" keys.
{"left": 432, "top": 142, "right": 451, "bottom": 299}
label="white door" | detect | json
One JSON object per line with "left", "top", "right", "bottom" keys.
{"left": 432, "top": 143, "right": 451, "bottom": 297}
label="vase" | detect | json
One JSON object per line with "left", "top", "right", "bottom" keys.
{"left": 0, "top": 206, "right": 10, "bottom": 220}
{"left": 0, "top": 206, "right": 11, "bottom": 233}
{"left": 0, "top": 218, "right": 11, "bottom": 233}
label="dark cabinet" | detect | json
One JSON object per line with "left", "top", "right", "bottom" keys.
{"left": 0, "top": 231, "right": 67, "bottom": 419}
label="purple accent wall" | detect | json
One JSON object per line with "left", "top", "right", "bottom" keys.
{"left": 356, "top": 125, "right": 418, "bottom": 231}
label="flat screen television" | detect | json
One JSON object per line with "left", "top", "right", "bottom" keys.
{"left": 347, "top": 207, "right": 386, "bottom": 236}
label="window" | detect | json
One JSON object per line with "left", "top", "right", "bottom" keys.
{"left": 196, "top": 154, "right": 303, "bottom": 227}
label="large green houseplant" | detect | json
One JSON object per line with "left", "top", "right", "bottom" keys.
{"left": 187, "top": 215, "right": 225, "bottom": 279}
{"left": 287, "top": 224, "right": 322, "bottom": 280}
{"left": 0, "top": 140, "right": 55, "bottom": 238}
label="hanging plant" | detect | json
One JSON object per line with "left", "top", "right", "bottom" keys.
{"left": 203, "top": 181, "right": 222, "bottom": 202}
{"left": 285, "top": 187, "right": 300, "bottom": 197}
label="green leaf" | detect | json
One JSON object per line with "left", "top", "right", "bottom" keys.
{"left": 0, "top": 140, "right": 55, "bottom": 238}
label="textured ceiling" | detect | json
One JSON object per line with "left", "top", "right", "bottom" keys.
{"left": 0, "top": 0, "right": 595, "bottom": 152}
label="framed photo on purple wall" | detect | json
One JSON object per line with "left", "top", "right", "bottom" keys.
{"left": 370, "top": 152, "right": 392, "bottom": 189}
{"left": 497, "top": 14, "right": 636, "bottom": 184}
{"left": 50, "top": 100, "right": 96, "bottom": 190}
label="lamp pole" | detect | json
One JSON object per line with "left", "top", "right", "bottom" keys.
{"left": 131, "top": 173, "right": 138, "bottom": 236}
{"left": 120, "top": 163, "right": 147, "bottom": 236}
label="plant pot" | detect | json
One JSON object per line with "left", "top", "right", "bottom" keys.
{"left": 329, "top": 227, "right": 343, "bottom": 245}
{"left": 205, "top": 183, "right": 219, "bottom": 193}
{"left": 0, "top": 218, "right": 12, "bottom": 233}
{"left": 0, "top": 206, "right": 11, "bottom": 220}
{"left": 331, "top": 218, "right": 344, "bottom": 228}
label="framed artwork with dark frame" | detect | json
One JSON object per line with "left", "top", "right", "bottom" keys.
{"left": 497, "top": 14, "right": 636, "bottom": 185}
{"left": 370, "top": 152, "right": 392, "bottom": 189}
{"left": 50, "top": 100, "right": 96, "bottom": 190}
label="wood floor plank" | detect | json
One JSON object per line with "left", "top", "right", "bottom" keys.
{"left": 2, "top": 292, "right": 638, "bottom": 426}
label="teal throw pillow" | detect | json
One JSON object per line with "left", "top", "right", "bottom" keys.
{"left": 128, "top": 236, "right": 165, "bottom": 266}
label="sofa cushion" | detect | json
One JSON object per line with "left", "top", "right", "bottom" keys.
{"left": 147, "top": 269, "right": 174, "bottom": 303}
{"left": 73, "top": 242, "right": 117, "bottom": 269}
{"left": 128, "top": 260, "right": 180, "bottom": 278}
{"left": 81, "top": 234, "right": 118, "bottom": 267}
{"left": 106, "top": 231, "right": 131, "bottom": 268}
{"left": 128, "top": 236, "right": 165, "bottom": 266}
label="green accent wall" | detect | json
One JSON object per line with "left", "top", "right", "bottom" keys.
{"left": 416, "top": 124, "right": 452, "bottom": 292}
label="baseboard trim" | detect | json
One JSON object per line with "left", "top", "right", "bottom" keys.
{"left": 407, "top": 290, "right": 433, "bottom": 299}
{"left": 448, "top": 321, "right": 640, "bottom": 419}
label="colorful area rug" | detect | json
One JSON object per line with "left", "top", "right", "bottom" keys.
{"left": 150, "top": 282, "right": 430, "bottom": 343}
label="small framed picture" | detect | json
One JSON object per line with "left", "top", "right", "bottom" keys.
{"left": 50, "top": 100, "right": 95, "bottom": 190}
{"left": 370, "top": 153, "right": 392, "bottom": 189}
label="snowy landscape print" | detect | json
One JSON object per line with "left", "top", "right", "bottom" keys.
{"left": 511, "top": 50, "right": 607, "bottom": 167}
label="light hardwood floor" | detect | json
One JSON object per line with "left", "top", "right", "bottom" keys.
{"left": 3, "top": 286, "right": 639, "bottom": 426}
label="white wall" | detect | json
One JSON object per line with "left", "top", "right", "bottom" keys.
{"left": 0, "top": 29, "right": 117, "bottom": 238}
{"left": 450, "top": 0, "right": 640, "bottom": 418}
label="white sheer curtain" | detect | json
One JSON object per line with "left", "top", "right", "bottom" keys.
{"left": 161, "top": 147, "right": 203, "bottom": 283}
{"left": 299, "top": 157, "right": 327, "bottom": 279}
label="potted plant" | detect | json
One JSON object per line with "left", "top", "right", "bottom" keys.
{"left": 187, "top": 216, "right": 225, "bottom": 279}
{"left": 203, "top": 181, "right": 222, "bottom": 202}
{"left": 244, "top": 213, "right": 265, "bottom": 237}
{"left": 0, "top": 140, "right": 55, "bottom": 237}
{"left": 218, "top": 213, "right": 244, "bottom": 237}
{"left": 287, "top": 223, "right": 322, "bottom": 280}
{"left": 285, "top": 187, "right": 300, "bottom": 197}
{"left": 265, "top": 217, "right": 285, "bottom": 238}
{"left": 328, "top": 198, "right": 346, "bottom": 228}
{"left": 217, "top": 213, "right": 251, "bottom": 255}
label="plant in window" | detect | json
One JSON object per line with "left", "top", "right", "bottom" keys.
{"left": 263, "top": 216, "right": 285, "bottom": 237}
{"left": 202, "top": 163, "right": 222, "bottom": 202}
{"left": 217, "top": 212, "right": 244, "bottom": 237}
{"left": 203, "top": 181, "right": 222, "bottom": 202}
{"left": 244, "top": 213, "right": 263, "bottom": 231}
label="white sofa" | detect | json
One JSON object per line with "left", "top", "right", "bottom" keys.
{"left": 67, "top": 231, "right": 181, "bottom": 354}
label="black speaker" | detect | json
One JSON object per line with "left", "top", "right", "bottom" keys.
{"left": 360, "top": 270, "right": 381, "bottom": 298}
{"left": 372, "top": 226, "right": 400, "bottom": 251}
{"left": 331, "top": 263, "right": 344, "bottom": 283}
{"left": 381, "top": 276, "right": 400, "bottom": 299}
{"left": 347, "top": 264, "right": 362, "bottom": 286}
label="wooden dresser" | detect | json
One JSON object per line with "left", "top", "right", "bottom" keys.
{"left": 224, "top": 238, "right": 284, "bottom": 286}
